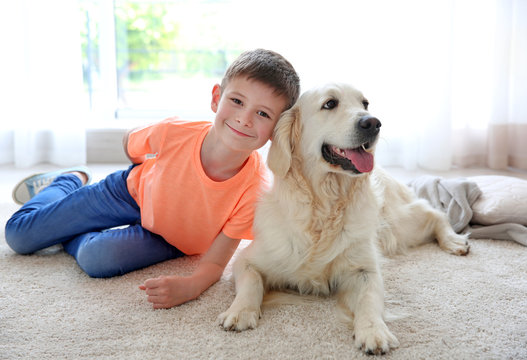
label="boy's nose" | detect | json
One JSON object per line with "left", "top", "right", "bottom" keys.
{"left": 237, "top": 111, "right": 253, "bottom": 127}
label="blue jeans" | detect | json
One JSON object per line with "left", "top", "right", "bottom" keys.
{"left": 5, "top": 166, "right": 184, "bottom": 277}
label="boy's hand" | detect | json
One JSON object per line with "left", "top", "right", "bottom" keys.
{"left": 139, "top": 232, "right": 241, "bottom": 309}
{"left": 139, "top": 275, "right": 196, "bottom": 309}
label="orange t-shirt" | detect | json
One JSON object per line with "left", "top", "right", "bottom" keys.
{"left": 126, "top": 117, "right": 267, "bottom": 255}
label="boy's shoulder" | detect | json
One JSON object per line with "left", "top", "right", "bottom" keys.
{"left": 160, "top": 116, "right": 212, "bottom": 132}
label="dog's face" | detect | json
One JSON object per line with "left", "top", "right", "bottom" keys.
{"left": 268, "top": 83, "right": 381, "bottom": 178}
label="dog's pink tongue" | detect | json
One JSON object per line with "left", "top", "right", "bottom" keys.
{"left": 343, "top": 148, "right": 374, "bottom": 173}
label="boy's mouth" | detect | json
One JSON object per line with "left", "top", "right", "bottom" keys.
{"left": 226, "top": 123, "right": 254, "bottom": 138}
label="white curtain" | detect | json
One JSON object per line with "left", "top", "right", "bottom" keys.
{"left": 450, "top": 0, "right": 527, "bottom": 170}
{"left": 0, "top": 0, "right": 86, "bottom": 168}
{"left": 0, "top": 0, "right": 525, "bottom": 172}
{"left": 259, "top": 0, "right": 527, "bottom": 171}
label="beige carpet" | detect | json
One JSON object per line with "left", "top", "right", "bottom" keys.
{"left": 1, "top": 201, "right": 526, "bottom": 360}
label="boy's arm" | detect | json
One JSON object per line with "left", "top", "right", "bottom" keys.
{"left": 139, "top": 232, "right": 241, "bottom": 309}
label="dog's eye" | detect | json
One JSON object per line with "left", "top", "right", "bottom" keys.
{"left": 362, "top": 99, "right": 369, "bottom": 110}
{"left": 322, "top": 99, "right": 338, "bottom": 110}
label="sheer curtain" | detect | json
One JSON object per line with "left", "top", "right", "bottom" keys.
{"left": 451, "top": 0, "right": 527, "bottom": 170}
{"left": 0, "top": 0, "right": 86, "bottom": 168}
{"left": 0, "top": 0, "right": 525, "bottom": 171}
{"left": 264, "top": 0, "right": 527, "bottom": 172}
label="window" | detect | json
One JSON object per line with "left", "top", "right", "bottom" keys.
{"left": 80, "top": 0, "right": 245, "bottom": 123}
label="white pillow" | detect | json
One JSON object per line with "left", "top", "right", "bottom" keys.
{"left": 470, "top": 175, "right": 527, "bottom": 226}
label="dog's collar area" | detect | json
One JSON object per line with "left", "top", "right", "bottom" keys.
{"left": 321, "top": 143, "right": 374, "bottom": 173}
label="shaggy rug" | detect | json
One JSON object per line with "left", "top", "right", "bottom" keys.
{"left": 1, "top": 201, "right": 526, "bottom": 360}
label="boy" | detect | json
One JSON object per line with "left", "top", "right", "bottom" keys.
{"left": 5, "top": 49, "right": 300, "bottom": 309}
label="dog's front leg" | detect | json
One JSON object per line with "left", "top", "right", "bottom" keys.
{"left": 218, "top": 256, "right": 264, "bottom": 331}
{"left": 338, "top": 267, "right": 399, "bottom": 355}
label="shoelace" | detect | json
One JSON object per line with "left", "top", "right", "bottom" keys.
{"left": 28, "top": 177, "right": 55, "bottom": 196}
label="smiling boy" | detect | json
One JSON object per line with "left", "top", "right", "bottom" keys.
{"left": 6, "top": 49, "right": 300, "bottom": 309}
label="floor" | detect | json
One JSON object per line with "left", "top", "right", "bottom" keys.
{"left": 1, "top": 162, "right": 527, "bottom": 204}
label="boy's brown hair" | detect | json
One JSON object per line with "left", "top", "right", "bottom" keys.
{"left": 221, "top": 49, "right": 300, "bottom": 110}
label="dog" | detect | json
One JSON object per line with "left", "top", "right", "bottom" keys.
{"left": 217, "top": 83, "right": 469, "bottom": 355}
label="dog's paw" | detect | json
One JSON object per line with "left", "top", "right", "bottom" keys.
{"left": 440, "top": 234, "right": 470, "bottom": 256}
{"left": 217, "top": 307, "right": 260, "bottom": 332}
{"left": 354, "top": 321, "right": 399, "bottom": 355}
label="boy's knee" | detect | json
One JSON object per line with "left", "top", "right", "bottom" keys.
{"left": 5, "top": 218, "right": 34, "bottom": 255}
{"left": 5, "top": 234, "right": 33, "bottom": 255}
{"left": 74, "top": 235, "right": 123, "bottom": 278}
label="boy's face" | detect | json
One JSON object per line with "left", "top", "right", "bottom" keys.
{"left": 211, "top": 76, "right": 288, "bottom": 154}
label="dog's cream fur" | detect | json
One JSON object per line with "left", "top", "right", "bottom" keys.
{"left": 218, "top": 83, "right": 469, "bottom": 355}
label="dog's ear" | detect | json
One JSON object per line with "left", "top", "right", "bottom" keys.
{"left": 268, "top": 106, "right": 301, "bottom": 178}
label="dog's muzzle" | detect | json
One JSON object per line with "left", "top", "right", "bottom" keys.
{"left": 322, "top": 115, "right": 381, "bottom": 174}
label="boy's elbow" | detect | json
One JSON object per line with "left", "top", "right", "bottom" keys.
{"left": 122, "top": 132, "right": 133, "bottom": 162}
{"left": 123, "top": 130, "right": 145, "bottom": 164}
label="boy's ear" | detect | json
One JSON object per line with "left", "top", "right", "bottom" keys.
{"left": 267, "top": 106, "right": 301, "bottom": 178}
{"left": 211, "top": 84, "right": 221, "bottom": 113}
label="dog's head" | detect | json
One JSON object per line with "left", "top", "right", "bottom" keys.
{"left": 268, "top": 82, "right": 381, "bottom": 178}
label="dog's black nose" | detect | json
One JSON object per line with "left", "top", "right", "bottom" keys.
{"left": 358, "top": 115, "right": 381, "bottom": 134}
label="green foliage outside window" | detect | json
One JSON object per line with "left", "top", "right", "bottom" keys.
{"left": 81, "top": 1, "right": 234, "bottom": 85}
{"left": 114, "top": 2, "right": 180, "bottom": 81}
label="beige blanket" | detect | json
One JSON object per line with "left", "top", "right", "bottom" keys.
{"left": 408, "top": 175, "right": 527, "bottom": 246}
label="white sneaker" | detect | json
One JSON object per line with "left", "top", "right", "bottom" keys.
{"left": 12, "top": 166, "right": 92, "bottom": 205}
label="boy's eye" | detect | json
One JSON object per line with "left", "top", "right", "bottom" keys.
{"left": 231, "top": 98, "right": 242, "bottom": 105}
{"left": 257, "top": 111, "right": 270, "bottom": 118}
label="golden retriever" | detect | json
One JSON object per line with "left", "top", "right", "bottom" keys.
{"left": 218, "top": 83, "right": 469, "bottom": 355}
